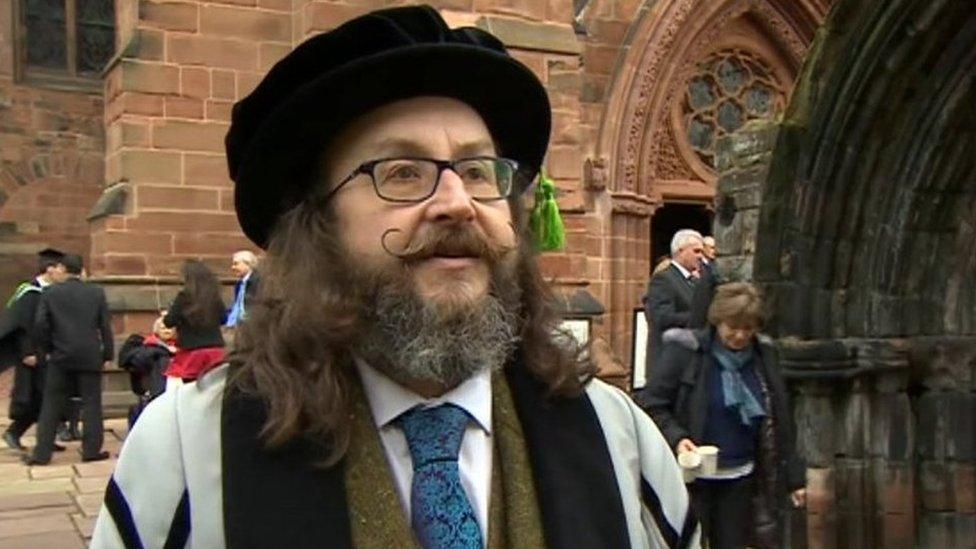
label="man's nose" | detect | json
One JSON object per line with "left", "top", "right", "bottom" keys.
{"left": 427, "top": 169, "right": 476, "bottom": 222}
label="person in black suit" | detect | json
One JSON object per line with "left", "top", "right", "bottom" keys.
{"left": 642, "top": 229, "right": 705, "bottom": 369}
{"left": 0, "top": 249, "right": 67, "bottom": 450}
{"left": 25, "top": 254, "right": 114, "bottom": 465}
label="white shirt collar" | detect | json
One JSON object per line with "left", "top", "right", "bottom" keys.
{"left": 35, "top": 276, "right": 50, "bottom": 288}
{"left": 242, "top": 271, "right": 252, "bottom": 283}
{"left": 355, "top": 358, "right": 493, "bottom": 435}
{"left": 671, "top": 261, "right": 693, "bottom": 279}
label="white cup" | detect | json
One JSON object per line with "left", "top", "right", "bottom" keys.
{"left": 677, "top": 450, "right": 702, "bottom": 483}
{"left": 696, "top": 445, "right": 719, "bottom": 475}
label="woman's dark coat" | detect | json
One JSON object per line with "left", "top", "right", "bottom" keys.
{"left": 640, "top": 327, "right": 805, "bottom": 543}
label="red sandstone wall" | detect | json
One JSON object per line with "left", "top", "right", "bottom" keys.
{"left": 92, "top": 0, "right": 585, "bottom": 335}
{"left": 0, "top": 3, "right": 105, "bottom": 296}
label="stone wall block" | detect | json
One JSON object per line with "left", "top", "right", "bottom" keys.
{"left": 953, "top": 463, "right": 975, "bottom": 513}
{"left": 835, "top": 391, "right": 869, "bottom": 459}
{"left": 211, "top": 70, "right": 236, "bottom": 100}
{"left": 918, "top": 512, "right": 976, "bottom": 549}
{"left": 103, "top": 284, "right": 181, "bottom": 313}
{"left": 808, "top": 288, "right": 835, "bottom": 340}
{"left": 140, "top": 1, "right": 200, "bottom": 32}
{"left": 136, "top": 185, "right": 219, "bottom": 211}
{"left": 916, "top": 391, "right": 948, "bottom": 460}
{"left": 118, "top": 150, "right": 182, "bottom": 184}
{"left": 917, "top": 391, "right": 975, "bottom": 461}
{"left": 870, "top": 459, "right": 914, "bottom": 514}
{"left": 181, "top": 67, "right": 210, "bottom": 100}
{"left": 200, "top": 4, "right": 291, "bottom": 42}
{"left": 834, "top": 458, "right": 872, "bottom": 548}
{"left": 164, "top": 97, "right": 204, "bottom": 119}
{"left": 151, "top": 120, "right": 229, "bottom": 153}
{"left": 919, "top": 460, "right": 952, "bottom": 511}
{"left": 125, "top": 211, "right": 241, "bottom": 233}
{"left": 868, "top": 392, "right": 913, "bottom": 460}
{"left": 946, "top": 392, "right": 975, "bottom": 460}
{"left": 168, "top": 35, "right": 259, "bottom": 71}
{"left": 794, "top": 393, "right": 835, "bottom": 467}
{"left": 182, "top": 153, "right": 231, "bottom": 187}
{"left": 872, "top": 512, "right": 915, "bottom": 549}
{"left": 120, "top": 60, "right": 181, "bottom": 95}
{"left": 303, "top": 3, "right": 371, "bottom": 34}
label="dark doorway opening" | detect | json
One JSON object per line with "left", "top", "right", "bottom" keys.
{"left": 650, "top": 203, "right": 713, "bottom": 267}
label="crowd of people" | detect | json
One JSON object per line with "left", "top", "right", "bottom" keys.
{"left": 0, "top": 6, "right": 811, "bottom": 548}
{"left": 0, "top": 249, "right": 263, "bottom": 465}
{"left": 0, "top": 250, "right": 114, "bottom": 464}
{"left": 637, "top": 229, "right": 806, "bottom": 547}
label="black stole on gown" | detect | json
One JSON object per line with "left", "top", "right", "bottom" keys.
{"left": 221, "top": 358, "right": 630, "bottom": 549}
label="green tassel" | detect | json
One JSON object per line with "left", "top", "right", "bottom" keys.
{"left": 529, "top": 169, "right": 565, "bottom": 251}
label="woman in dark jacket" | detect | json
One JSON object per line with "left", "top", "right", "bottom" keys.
{"left": 163, "top": 260, "right": 226, "bottom": 385}
{"left": 642, "top": 282, "right": 805, "bottom": 549}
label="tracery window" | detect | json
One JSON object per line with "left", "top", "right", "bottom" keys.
{"left": 16, "top": 0, "right": 115, "bottom": 88}
{"left": 682, "top": 49, "right": 785, "bottom": 169}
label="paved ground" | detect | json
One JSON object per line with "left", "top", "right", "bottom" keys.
{"left": 0, "top": 371, "right": 127, "bottom": 548}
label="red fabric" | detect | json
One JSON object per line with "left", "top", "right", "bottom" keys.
{"left": 165, "top": 347, "right": 225, "bottom": 381}
{"left": 144, "top": 333, "right": 177, "bottom": 349}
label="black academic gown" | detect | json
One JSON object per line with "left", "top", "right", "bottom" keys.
{"left": 1, "top": 282, "right": 47, "bottom": 422}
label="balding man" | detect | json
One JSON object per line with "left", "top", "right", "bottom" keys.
{"left": 225, "top": 250, "right": 260, "bottom": 327}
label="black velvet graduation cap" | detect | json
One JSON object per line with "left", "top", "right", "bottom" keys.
{"left": 225, "top": 5, "right": 552, "bottom": 249}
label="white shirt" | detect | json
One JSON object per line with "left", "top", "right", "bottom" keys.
{"left": 355, "top": 360, "right": 493, "bottom": 543}
{"left": 36, "top": 276, "right": 50, "bottom": 288}
{"left": 671, "top": 261, "right": 694, "bottom": 281}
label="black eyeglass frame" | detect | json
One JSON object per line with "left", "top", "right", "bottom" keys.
{"left": 323, "top": 156, "right": 522, "bottom": 203}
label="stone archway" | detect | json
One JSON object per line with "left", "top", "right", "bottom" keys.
{"left": 580, "top": 0, "right": 826, "bottom": 372}
{"left": 739, "top": 0, "right": 976, "bottom": 545}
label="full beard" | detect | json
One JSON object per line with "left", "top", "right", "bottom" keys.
{"left": 350, "top": 228, "right": 523, "bottom": 391}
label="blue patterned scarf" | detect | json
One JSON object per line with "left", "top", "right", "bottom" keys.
{"left": 710, "top": 341, "right": 766, "bottom": 426}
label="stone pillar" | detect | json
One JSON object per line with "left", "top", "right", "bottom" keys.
{"left": 913, "top": 336, "right": 976, "bottom": 546}
{"left": 711, "top": 120, "right": 780, "bottom": 282}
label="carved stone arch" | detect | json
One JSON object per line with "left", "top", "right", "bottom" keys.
{"left": 596, "top": 0, "right": 822, "bottom": 201}
{"left": 757, "top": 0, "right": 976, "bottom": 340}
{"left": 582, "top": 0, "right": 826, "bottom": 374}
{"left": 752, "top": 3, "right": 976, "bottom": 543}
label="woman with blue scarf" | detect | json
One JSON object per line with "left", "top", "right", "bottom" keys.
{"left": 642, "top": 282, "right": 806, "bottom": 548}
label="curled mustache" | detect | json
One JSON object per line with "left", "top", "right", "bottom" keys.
{"left": 380, "top": 224, "right": 517, "bottom": 264}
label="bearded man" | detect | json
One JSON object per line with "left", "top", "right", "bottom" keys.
{"left": 93, "top": 6, "right": 697, "bottom": 549}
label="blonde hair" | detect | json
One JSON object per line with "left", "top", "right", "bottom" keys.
{"left": 652, "top": 256, "right": 672, "bottom": 275}
{"left": 707, "top": 282, "right": 766, "bottom": 328}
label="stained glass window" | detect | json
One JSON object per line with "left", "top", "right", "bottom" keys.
{"left": 19, "top": 0, "right": 115, "bottom": 83}
{"left": 24, "top": 0, "right": 66, "bottom": 70}
{"left": 682, "top": 49, "right": 785, "bottom": 169}
{"left": 76, "top": 0, "right": 115, "bottom": 74}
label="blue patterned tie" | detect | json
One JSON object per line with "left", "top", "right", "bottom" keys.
{"left": 395, "top": 404, "right": 483, "bottom": 549}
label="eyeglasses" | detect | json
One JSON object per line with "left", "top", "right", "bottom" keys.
{"left": 325, "top": 156, "right": 520, "bottom": 203}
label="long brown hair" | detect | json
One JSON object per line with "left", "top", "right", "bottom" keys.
{"left": 228, "top": 191, "right": 595, "bottom": 464}
{"left": 180, "top": 259, "right": 224, "bottom": 329}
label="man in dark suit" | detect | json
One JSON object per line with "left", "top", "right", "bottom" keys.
{"left": 643, "top": 229, "right": 705, "bottom": 368}
{"left": 25, "top": 254, "right": 114, "bottom": 465}
{"left": 0, "top": 249, "right": 67, "bottom": 450}
{"left": 224, "top": 250, "right": 260, "bottom": 327}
